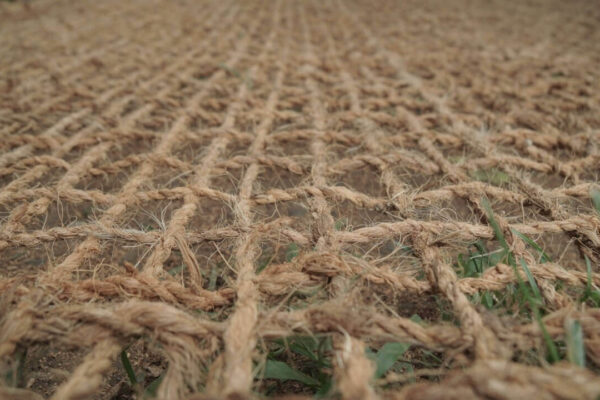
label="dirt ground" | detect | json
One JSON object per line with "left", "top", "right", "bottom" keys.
{"left": 1, "top": 0, "right": 600, "bottom": 399}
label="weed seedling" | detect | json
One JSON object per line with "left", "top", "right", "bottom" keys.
{"left": 580, "top": 255, "right": 600, "bottom": 307}
{"left": 368, "top": 342, "right": 411, "bottom": 379}
{"left": 335, "top": 217, "right": 348, "bottom": 231}
{"left": 120, "top": 349, "right": 163, "bottom": 398}
{"left": 455, "top": 240, "right": 502, "bottom": 308}
{"left": 565, "top": 319, "right": 585, "bottom": 367}
{"left": 481, "top": 197, "right": 560, "bottom": 363}
{"left": 167, "top": 264, "right": 184, "bottom": 276}
{"left": 3, "top": 348, "right": 26, "bottom": 388}
{"left": 590, "top": 186, "right": 600, "bottom": 215}
{"left": 263, "top": 360, "right": 320, "bottom": 387}
{"left": 261, "top": 336, "right": 333, "bottom": 396}
{"left": 208, "top": 263, "right": 220, "bottom": 291}
{"left": 285, "top": 243, "right": 300, "bottom": 262}
{"left": 256, "top": 249, "right": 275, "bottom": 274}
{"left": 471, "top": 168, "right": 510, "bottom": 187}
{"left": 121, "top": 350, "right": 138, "bottom": 387}
{"left": 511, "top": 229, "right": 552, "bottom": 263}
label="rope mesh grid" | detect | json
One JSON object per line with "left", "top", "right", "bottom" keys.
{"left": 1, "top": 0, "right": 600, "bottom": 398}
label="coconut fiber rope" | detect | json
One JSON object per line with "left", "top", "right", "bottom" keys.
{"left": 1, "top": 0, "right": 600, "bottom": 399}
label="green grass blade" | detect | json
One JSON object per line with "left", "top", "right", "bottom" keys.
{"left": 208, "top": 264, "right": 219, "bottom": 290}
{"left": 6, "top": 349, "right": 27, "bottom": 387}
{"left": 457, "top": 253, "right": 467, "bottom": 276}
{"left": 566, "top": 319, "right": 585, "bottom": 367}
{"left": 520, "top": 258, "right": 542, "bottom": 305}
{"left": 315, "top": 377, "right": 333, "bottom": 397}
{"left": 534, "top": 309, "right": 560, "bottom": 363}
{"left": 481, "top": 197, "right": 514, "bottom": 265}
{"left": 167, "top": 264, "right": 184, "bottom": 276}
{"left": 120, "top": 350, "right": 137, "bottom": 386}
{"left": 582, "top": 255, "right": 600, "bottom": 307}
{"left": 511, "top": 229, "right": 551, "bottom": 263}
{"left": 289, "top": 343, "right": 317, "bottom": 360}
{"left": 286, "top": 336, "right": 319, "bottom": 361}
{"left": 482, "top": 291, "right": 494, "bottom": 309}
{"left": 473, "top": 241, "right": 487, "bottom": 272}
{"left": 374, "top": 342, "right": 410, "bottom": 379}
{"left": 335, "top": 218, "right": 347, "bottom": 231}
{"left": 144, "top": 374, "right": 164, "bottom": 397}
{"left": 481, "top": 197, "right": 508, "bottom": 249}
{"left": 285, "top": 243, "right": 300, "bottom": 262}
{"left": 590, "top": 186, "right": 600, "bottom": 215}
{"left": 482, "top": 197, "right": 559, "bottom": 363}
{"left": 317, "top": 336, "right": 333, "bottom": 365}
{"left": 263, "top": 360, "right": 320, "bottom": 386}
{"left": 586, "top": 255, "right": 593, "bottom": 292}
{"left": 410, "top": 314, "right": 424, "bottom": 324}
{"left": 472, "top": 168, "right": 510, "bottom": 186}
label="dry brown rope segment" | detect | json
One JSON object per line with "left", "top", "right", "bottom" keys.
{"left": 219, "top": 1, "right": 290, "bottom": 396}
{"left": 2, "top": 0, "right": 600, "bottom": 399}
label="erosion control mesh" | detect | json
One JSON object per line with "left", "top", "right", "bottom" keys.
{"left": 1, "top": 0, "right": 600, "bottom": 399}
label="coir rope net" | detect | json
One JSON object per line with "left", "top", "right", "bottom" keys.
{"left": 1, "top": 0, "right": 600, "bottom": 398}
